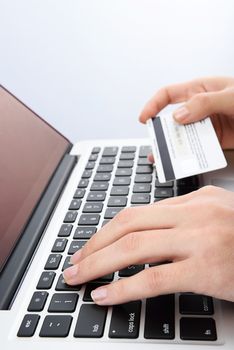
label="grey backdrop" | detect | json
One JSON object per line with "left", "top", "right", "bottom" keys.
{"left": 0, "top": 0, "right": 233, "bottom": 143}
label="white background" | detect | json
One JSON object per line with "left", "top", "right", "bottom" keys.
{"left": 0, "top": 0, "right": 233, "bottom": 143}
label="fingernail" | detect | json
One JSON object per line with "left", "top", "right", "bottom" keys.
{"left": 70, "top": 250, "right": 82, "bottom": 264}
{"left": 91, "top": 288, "right": 107, "bottom": 303}
{"left": 63, "top": 265, "right": 79, "bottom": 281}
{"left": 174, "top": 106, "right": 190, "bottom": 122}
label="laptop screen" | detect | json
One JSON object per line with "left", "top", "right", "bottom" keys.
{"left": 0, "top": 86, "right": 71, "bottom": 273}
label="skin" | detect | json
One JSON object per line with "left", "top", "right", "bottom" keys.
{"left": 64, "top": 76, "right": 234, "bottom": 305}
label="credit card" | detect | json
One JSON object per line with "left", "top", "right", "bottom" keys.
{"left": 147, "top": 114, "right": 227, "bottom": 183}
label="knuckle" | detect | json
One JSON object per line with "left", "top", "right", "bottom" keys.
{"left": 192, "top": 93, "right": 210, "bottom": 109}
{"left": 121, "top": 232, "right": 141, "bottom": 253}
{"left": 147, "top": 268, "right": 164, "bottom": 294}
{"left": 114, "top": 207, "right": 136, "bottom": 228}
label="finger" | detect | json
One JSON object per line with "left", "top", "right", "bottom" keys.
{"left": 173, "top": 88, "right": 234, "bottom": 124}
{"left": 64, "top": 228, "right": 183, "bottom": 285}
{"left": 90, "top": 260, "right": 194, "bottom": 305}
{"left": 139, "top": 80, "right": 206, "bottom": 124}
{"left": 70, "top": 204, "right": 182, "bottom": 264}
{"left": 147, "top": 153, "right": 154, "bottom": 163}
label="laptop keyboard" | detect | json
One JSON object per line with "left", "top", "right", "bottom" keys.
{"left": 17, "top": 145, "right": 218, "bottom": 342}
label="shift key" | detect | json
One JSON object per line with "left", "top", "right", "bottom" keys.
{"left": 109, "top": 301, "right": 141, "bottom": 338}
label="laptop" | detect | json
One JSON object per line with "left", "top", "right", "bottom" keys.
{"left": 1, "top": 84, "right": 234, "bottom": 350}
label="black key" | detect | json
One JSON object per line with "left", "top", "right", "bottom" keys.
{"left": 89, "top": 153, "right": 98, "bottom": 161}
{"left": 83, "top": 202, "right": 103, "bottom": 213}
{"left": 17, "top": 314, "right": 40, "bottom": 337}
{"left": 78, "top": 214, "right": 100, "bottom": 226}
{"left": 44, "top": 254, "right": 62, "bottom": 270}
{"left": 117, "top": 160, "right": 134, "bottom": 168}
{"left": 58, "top": 224, "right": 73, "bottom": 237}
{"left": 177, "top": 176, "right": 199, "bottom": 188}
{"left": 73, "top": 188, "right": 85, "bottom": 199}
{"left": 82, "top": 170, "right": 92, "bottom": 178}
{"left": 100, "top": 157, "right": 115, "bottom": 164}
{"left": 69, "top": 199, "right": 81, "bottom": 210}
{"left": 139, "top": 145, "right": 151, "bottom": 157}
{"left": 104, "top": 207, "right": 122, "bottom": 219}
{"left": 83, "top": 282, "right": 108, "bottom": 302}
{"left": 37, "top": 271, "right": 56, "bottom": 289}
{"left": 48, "top": 293, "right": 78, "bottom": 313}
{"left": 131, "top": 194, "right": 150, "bottom": 204}
{"left": 102, "top": 220, "right": 110, "bottom": 226}
{"left": 85, "top": 161, "right": 95, "bottom": 170}
{"left": 92, "top": 147, "right": 101, "bottom": 154}
{"left": 95, "top": 273, "right": 114, "bottom": 282}
{"left": 115, "top": 168, "right": 132, "bottom": 177}
{"left": 68, "top": 240, "right": 87, "bottom": 255}
{"left": 39, "top": 315, "right": 72, "bottom": 337}
{"left": 107, "top": 196, "right": 127, "bottom": 207}
{"left": 87, "top": 192, "right": 106, "bottom": 201}
{"left": 51, "top": 238, "right": 67, "bottom": 253}
{"left": 136, "top": 165, "right": 153, "bottom": 174}
{"left": 179, "top": 294, "right": 214, "bottom": 315}
{"left": 74, "top": 226, "right": 97, "bottom": 239}
{"left": 111, "top": 186, "right": 129, "bottom": 196}
{"left": 97, "top": 165, "right": 113, "bottom": 173}
{"left": 119, "top": 265, "right": 144, "bottom": 277}
{"left": 133, "top": 184, "right": 151, "bottom": 193}
{"left": 94, "top": 173, "right": 111, "bottom": 181}
{"left": 155, "top": 188, "right": 173, "bottom": 198}
{"left": 74, "top": 304, "right": 107, "bottom": 338}
{"left": 78, "top": 178, "right": 89, "bottom": 188}
{"left": 180, "top": 317, "right": 217, "bottom": 341}
{"left": 64, "top": 211, "right": 77, "bottom": 223}
{"left": 120, "top": 153, "right": 135, "bottom": 160}
{"left": 121, "top": 146, "right": 136, "bottom": 153}
{"left": 155, "top": 179, "right": 174, "bottom": 188}
{"left": 62, "top": 256, "right": 73, "bottom": 271}
{"left": 113, "top": 177, "right": 131, "bottom": 186}
{"left": 134, "top": 174, "right": 152, "bottom": 183}
{"left": 177, "top": 187, "right": 195, "bottom": 196}
{"left": 28, "top": 291, "right": 48, "bottom": 312}
{"left": 102, "top": 146, "right": 118, "bottom": 157}
{"left": 137, "top": 158, "right": 152, "bottom": 166}
{"left": 109, "top": 301, "right": 141, "bottom": 338}
{"left": 56, "top": 274, "right": 82, "bottom": 291}
{"left": 144, "top": 295, "right": 175, "bottom": 339}
{"left": 90, "top": 182, "right": 109, "bottom": 191}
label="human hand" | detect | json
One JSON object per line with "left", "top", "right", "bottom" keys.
{"left": 140, "top": 77, "right": 234, "bottom": 155}
{"left": 63, "top": 186, "right": 234, "bottom": 305}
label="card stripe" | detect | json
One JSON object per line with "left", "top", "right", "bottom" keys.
{"left": 153, "top": 117, "right": 175, "bottom": 181}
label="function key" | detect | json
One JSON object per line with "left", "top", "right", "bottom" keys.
{"left": 113, "top": 177, "right": 131, "bottom": 186}
{"left": 48, "top": 293, "right": 78, "bottom": 313}
{"left": 121, "top": 146, "right": 136, "bottom": 153}
{"left": 44, "top": 254, "right": 62, "bottom": 270}
{"left": 27, "top": 291, "right": 48, "bottom": 312}
{"left": 62, "top": 256, "right": 73, "bottom": 271}
{"left": 82, "top": 170, "right": 92, "bottom": 179}
{"left": 131, "top": 194, "right": 150, "bottom": 204}
{"left": 144, "top": 295, "right": 175, "bottom": 339}
{"left": 64, "top": 211, "right": 77, "bottom": 223}
{"left": 134, "top": 174, "right": 152, "bottom": 183}
{"left": 100, "top": 157, "right": 115, "bottom": 165}
{"left": 133, "top": 184, "right": 151, "bottom": 193}
{"left": 120, "top": 153, "right": 135, "bottom": 160}
{"left": 58, "top": 224, "right": 73, "bottom": 237}
{"left": 102, "top": 147, "right": 118, "bottom": 157}
{"left": 110, "top": 186, "right": 129, "bottom": 196}
{"left": 155, "top": 188, "right": 173, "bottom": 198}
{"left": 137, "top": 158, "right": 152, "bottom": 166}
{"left": 179, "top": 294, "right": 214, "bottom": 315}
{"left": 69, "top": 199, "right": 81, "bottom": 210}
{"left": 56, "top": 274, "right": 82, "bottom": 291}
{"left": 52, "top": 238, "right": 68, "bottom": 253}
{"left": 73, "top": 188, "right": 85, "bottom": 199}
{"left": 87, "top": 192, "right": 106, "bottom": 202}
{"left": 68, "top": 240, "right": 87, "bottom": 255}
{"left": 115, "top": 168, "right": 132, "bottom": 177}
{"left": 92, "top": 147, "right": 101, "bottom": 154}
{"left": 155, "top": 179, "right": 174, "bottom": 188}
{"left": 136, "top": 165, "right": 153, "bottom": 174}
{"left": 139, "top": 146, "right": 151, "bottom": 158}
{"left": 37, "top": 271, "right": 56, "bottom": 289}
{"left": 94, "top": 173, "right": 111, "bottom": 182}
{"left": 74, "top": 226, "right": 97, "bottom": 239}
{"left": 85, "top": 161, "right": 95, "bottom": 170}
{"left": 107, "top": 197, "right": 127, "bottom": 207}
{"left": 90, "top": 182, "right": 109, "bottom": 191}
{"left": 78, "top": 214, "right": 100, "bottom": 226}
{"left": 74, "top": 304, "right": 107, "bottom": 338}
{"left": 109, "top": 301, "right": 141, "bottom": 338}
{"left": 89, "top": 153, "right": 98, "bottom": 161}
{"left": 17, "top": 314, "right": 40, "bottom": 337}
{"left": 78, "top": 179, "right": 89, "bottom": 188}
{"left": 104, "top": 207, "right": 122, "bottom": 219}
{"left": 83, "top": 202, "right": 103, "bottom": 213}
{"left": 117, "top": 160, "right": 134, "bottom": 168}
{"left": 39, "top": 315, "right": 72, "bottom": 337}
{"left": 97, "top": 165, "right": 113, "bottom": 173}
{"left": 177, "top": 176, "right": 199, "bottom": 189}
{"left": 180, "top": 317, "right": 217, "bottom": 341}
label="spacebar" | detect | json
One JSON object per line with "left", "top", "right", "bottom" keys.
{"left": 144, "top": 294, "right": 175, "bottom": 339}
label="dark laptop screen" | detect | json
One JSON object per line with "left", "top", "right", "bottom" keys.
{"left": 0, "top": 86, "right": 71, "bottom": 272}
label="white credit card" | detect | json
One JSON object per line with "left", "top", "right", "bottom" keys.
{"left": 147, "top": 114, "right": 227, "bottom": 183}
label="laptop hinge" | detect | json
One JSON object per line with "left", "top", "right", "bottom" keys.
{"left": 0, "top": 153, "right": 78, "bottom": 309}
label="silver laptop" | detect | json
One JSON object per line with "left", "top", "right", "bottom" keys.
{"left": 1, "top": 84, "right": 234, "bottom": 350}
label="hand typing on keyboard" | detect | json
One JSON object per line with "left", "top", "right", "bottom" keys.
{"left": 63, "top": 76, "right": 234, "bottom": 305}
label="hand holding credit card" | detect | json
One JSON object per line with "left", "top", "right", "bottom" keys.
{"left": 147, "top": 114, "right": 227, "bottom": 183}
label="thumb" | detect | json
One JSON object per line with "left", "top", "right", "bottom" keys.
{"left": 173, "top": 89, "right": 234, "bottom": 124}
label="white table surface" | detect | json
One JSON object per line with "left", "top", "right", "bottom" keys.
{"left": 0, "top": 0, "right": 233, "bottom": 143}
